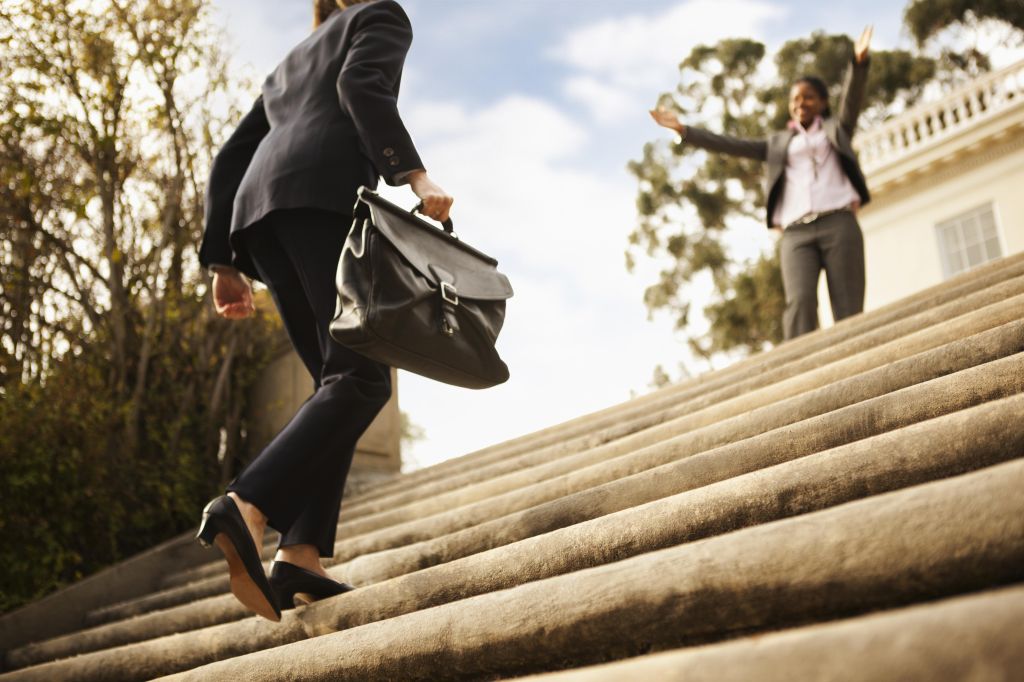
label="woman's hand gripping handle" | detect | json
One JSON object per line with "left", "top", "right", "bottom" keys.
{"left": 407, "top": 170, "right": 454, "bottom": 223}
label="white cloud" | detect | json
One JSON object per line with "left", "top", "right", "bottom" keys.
{"left": 551, "top": 0, "right": 786, "bottom": 124}
{"left": 411, "top": 94, "right": 588, "bottom": 165}
{"left": 399, "top": 100, "right": 470, "bottom": 138}
{"left": 210, "top": 0, "right": 307, "bottom": 79}
{"left": 378, "top": 94, "right": 694, "bottom": 469}
{"left": 402, "top": 0, "right": 536, "bottom": 45}
{"left": 563, "top": 75, "right": 637, "bottom": 125}
{"left": 381, "top": 4, "right": 787, "bottom": 468}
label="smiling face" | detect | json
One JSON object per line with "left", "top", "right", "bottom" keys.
{"left": 789, "top": 81, "right": 827, "bottom": 128}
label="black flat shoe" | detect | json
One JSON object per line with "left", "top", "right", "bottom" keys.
{"left": 269, "top": 560, "right": 355, "bottom": 610}
{"left": 196, "top": 495, "right": 281, "bottom": 622}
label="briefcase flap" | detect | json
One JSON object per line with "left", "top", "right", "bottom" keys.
{"left": 363, "top": 197, "right": 514, "bottom": 302}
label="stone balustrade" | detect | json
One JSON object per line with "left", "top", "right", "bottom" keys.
{"left": 857, "top": 58, "right": 1024, "bottom": 173}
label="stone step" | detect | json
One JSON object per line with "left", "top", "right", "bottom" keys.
{"left": 336, "top": 262, "right": 1024, "bottom": 524}
{"left": 339, "top": 349, "right": 1024, "bottom": 586}
{"left": 5, "top": 255, "right": 1020, "bottom": 679}
{"left": 155, "top": 275, "right": 1024, "bottom": 593}
{"left": 512, "top": 585, "right": 1024, "bottom": 682}
{"left": 150, "top": 288, "right": 1024, "bottom": 604}
{"left": 91, "top": 306, "right": 1024, "bottom": 625}
{"left": 110, "top": 460, "right": 1024, "bottom": 680}
{"left": 0, "top": 530, "right": 211, "bottom": 655}
{"left": 7, "top": 375, "right": 1022, "bottom": 674}
{"left": 348, "top": 250, "right": 1024, "bottom": 507}
{"left": 330, "top": 284, "right": 1024, "bottom": 542}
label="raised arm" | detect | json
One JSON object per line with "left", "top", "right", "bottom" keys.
{"left": 336, "top": 0, "right": 423, "bottom": 186}
{"left": 199, "top": 95, "right": 270, "bottom": 270}
{"left": 837, "top": 26, "right": 873, "bottom": 137}
{"left": 650, "top": 107, "right": 767, "bottom": 161}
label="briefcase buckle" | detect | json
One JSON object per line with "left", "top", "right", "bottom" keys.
{"left": 440, "top": 282, "right": 459, "bottom": 306}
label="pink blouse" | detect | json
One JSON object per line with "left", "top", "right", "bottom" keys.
{"left": 772, "top": 116, "right": 860, "bottom": 228}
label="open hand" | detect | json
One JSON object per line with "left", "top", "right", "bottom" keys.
{"left": 408, "top": 171, "right": 454, "bottom": 223}
{"left": 212, "top": 268, "right": 255, "bottom": 320}
{"left": 649, "top": 106, "right": 684, "bottom": 134}
{"left": 854, "top": 25, "right": 873, "bottom": 64}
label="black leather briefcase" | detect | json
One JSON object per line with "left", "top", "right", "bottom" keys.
{"left": 329, "top": 186, "right": 513, "bottom": 389}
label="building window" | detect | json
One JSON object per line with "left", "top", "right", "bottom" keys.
{"left": 935, "top": 203, "right": 1003, "bottom": 279}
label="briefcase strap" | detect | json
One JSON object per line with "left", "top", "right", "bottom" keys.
{"left": 411, "top": 202, "right": 458, "bottom": 238}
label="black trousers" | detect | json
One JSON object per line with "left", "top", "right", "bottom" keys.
{"left": 227, "top": 207, "right": 392, "bottom": 557}
{"left": 779, "top": 210, "right": 866, "bottom": 340}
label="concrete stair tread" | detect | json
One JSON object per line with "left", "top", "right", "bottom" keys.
{"left": 1, "top": 253, "right": 1021, "bottom": 680}
{"left": 150, "top": 258, "right": 1024, "bottom": 592}
{"left": 5, "top": 394, "right": 1022, "bottom": 677}
{"left": 155, "top": 278, "right": 1024, "bottom": 599}
{"left": 512, "top": 585, "right": 1024, "bottom": 682}
{"left": 84, "top": 315, "right": 1024, "bottom": 626}
{"left": 135, "top": 462, "right": 1024, "bottom": 679}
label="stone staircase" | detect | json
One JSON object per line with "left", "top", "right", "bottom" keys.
{"left": 2, "top": 253, "right": 1023, "bottom": 680}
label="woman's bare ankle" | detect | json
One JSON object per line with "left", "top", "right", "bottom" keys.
{"left": 275, "top": 544, "right": 327, "bottom": 577}
{"left": 226, "top": 492, "right": 267, "bottom": 546}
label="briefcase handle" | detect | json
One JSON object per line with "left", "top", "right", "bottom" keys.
{"left": 411, "top": 202, "right": 457, "bottom": 237}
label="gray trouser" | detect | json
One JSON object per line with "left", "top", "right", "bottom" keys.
{"left": 779, "top": 210, "right": 865, "bottom": 340}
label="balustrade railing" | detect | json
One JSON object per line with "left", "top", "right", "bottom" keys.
{"left": 856, "top": 59, "right": 1024, "bottom": 172}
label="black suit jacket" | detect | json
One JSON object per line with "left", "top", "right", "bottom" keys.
{"left": 683, "top": 58, "right": 872, "bottom": 228}
{"left": 199, "top": 0, "right": 423, "bottom": 278}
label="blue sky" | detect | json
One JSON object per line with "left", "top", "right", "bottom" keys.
{"left": 205, "top": 0, "right": 1005, "bottom": 469}
{"left": 213, "top": 1, "right": 911, "bottom": 178}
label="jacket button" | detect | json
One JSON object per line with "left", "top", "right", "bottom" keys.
{"left": 382, "top": 147, "right": 395, "bottom": 157}
{"left": 388, "top": 157, "right": 400, "bottom": 166}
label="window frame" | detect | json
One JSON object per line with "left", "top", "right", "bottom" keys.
{"left": 934, "top": 202, "right": 1005, "bottom": 280}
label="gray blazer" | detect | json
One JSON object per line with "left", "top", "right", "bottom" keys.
{"left": 200, "top": 0, "right": 423, "bottom": 278}
{"left": 684, "top": 58, "right": 871, "bottom": 228}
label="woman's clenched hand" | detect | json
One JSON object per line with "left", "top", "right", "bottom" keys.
{"left": 212, "top": 268, "right": 256, "bottom": 320}
{"left": 408, "top": 170, "right": 454, "bottom": 223}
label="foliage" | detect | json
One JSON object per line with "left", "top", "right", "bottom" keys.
{"left": 629, "top": 0, "right": 1024, "bottom": 374}
{"left": 628, "top": 31, "right": 937, "bottom": 367}
{"left": 0, "top": 314, "right": 276, "bottom": 613}
{"left": 905, "top": 0, "right": 1024, "bottom": 77}
{"left": 0, "top": 0, "right": 279, "bottom": 613}
{"left": 631, "top": 0, "right": 1024, "bottom": 374}
{"left": 701, "top": 247, "right": 785, "bottom": 358}
{"left": 905, "top": 0, "right": 1024, "bottom": 44}
{"left": 399, "top": 411, "right": 427, "bottom": 448}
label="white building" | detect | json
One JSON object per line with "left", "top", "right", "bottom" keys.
{"left": 818, "top": 58, "right": 1024, "bottom": 324}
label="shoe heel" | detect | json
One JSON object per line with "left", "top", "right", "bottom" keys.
{"left": 274, "top": 586, "right": 297, "bottom": 610}
{"left": 196, "top": 513, "right": 218, "bottom": 548}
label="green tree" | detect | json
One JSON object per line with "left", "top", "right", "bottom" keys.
{"left": 905, "top": 0, "right": 1024, "bottom": 43}
{"left": 629, "top": 32, "right": 937, "bottom": 369}
{"left": 905, "top": 0, "right": 1024, "bottom": 76}
{"left": 0, "top": 0, "right": 279, "bottom": 612}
